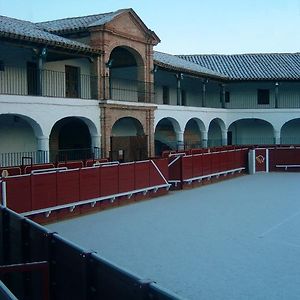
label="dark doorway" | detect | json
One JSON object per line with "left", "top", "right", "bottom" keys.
{"left": 50, "top": 117, "right": 91, "bottom": 161}
{"left": 110, "top": 136, "right": 147, "bottom": 162}
{"left": 227, "top": 131, "right": 233, "bottom": 145}
{"left": 65, "top": 65, "right": 80, "bottom": 98}
{"left": 111, "top": 117, "right": 147, "bottom": 162}
{"left": 27, "top": 62, "right": 38, "bottom": 95}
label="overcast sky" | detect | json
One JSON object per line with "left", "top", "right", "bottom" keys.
{"left": 1, "top": 0, "right": 300, "bottom": 55}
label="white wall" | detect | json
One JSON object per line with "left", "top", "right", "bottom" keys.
{"left": 0, "top": 115, "right": 37, "bottom": 153}
{"left": 0, "top": 95, "right": 101, "bottom": 154}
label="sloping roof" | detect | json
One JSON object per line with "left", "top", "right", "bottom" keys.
{"left": 154, "top": 51, "right": 227, "bottom": 80}
{"left": 0, "top": 15, "right": 100, "bottom": 54}
{"left": 178, "top": 53, "right": 300, "bottom": 80}
{"left": 37, "top": 9, "right": 127, "bottom": 33}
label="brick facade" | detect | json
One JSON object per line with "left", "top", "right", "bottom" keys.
{"left": 88, "top": 10, "right": 159, "bottom": 159}
{"left": 100, "top": 102, "right": 156, "bottom": 158}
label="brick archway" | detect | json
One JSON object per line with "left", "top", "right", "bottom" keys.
{"left": 100, "top": 103, "right": 156, "bottom": 159}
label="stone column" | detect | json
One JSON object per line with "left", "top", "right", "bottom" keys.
{"left": 274, "top": 129, "right": 281, "bottom": 145}
{"left": 91, "top": 134, "right": 101, "bottom": 158}
{"left": 176, "top": 130, "right": 185, "bottom": 150}
{"left": 37, "top": 136, "right": 49, "bottom": 163}
{"left": 221, "top": 129, "right": 228, "bottom": 146}
{"left": 201, "top": 130, "right": 208, "bottom": 148}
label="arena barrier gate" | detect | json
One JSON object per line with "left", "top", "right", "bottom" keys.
{"left": 248, "top": 147, "right": 300, "bottom": 173}
{"left": 0, "top": 159, "right": 170, "bottom": 223}
{"left": 168, "top": 148, "right": 249, "bottom": 189}
{"left": 0, "top": 206, "right": 183, "bottom": 300}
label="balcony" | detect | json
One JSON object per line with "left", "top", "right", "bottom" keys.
{"left": 0, "top": 65, "right": 98, "bottom": 100}
{"left": 0, "top": 65, "right": 155, "bottom": 103}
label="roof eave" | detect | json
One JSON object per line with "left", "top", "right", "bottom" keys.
{"left": 0, "top": 31, "right": 102, "bottom": 55}
{"left": 154, "top": 60, "right": 228, "bottom": 81}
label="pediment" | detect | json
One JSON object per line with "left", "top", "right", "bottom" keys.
{"left": 103, "top": 10, "right": 160, "bottom": 45}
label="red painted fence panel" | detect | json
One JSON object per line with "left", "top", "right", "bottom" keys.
{"left": 192, "top": 154, "right": 203, "bottom": 177}
{"left": 6, "top": 175, "right": 32, "bottom": 213}
{"left": 119, "top": 163, "right": 135, "bottom": 193}
{"left": 168, "top": 156, "right": 182, "bottom": 181}
{"left": 80, "top": 167, "right": 100, "bottom": 200}
{"left": 202, "top": 153, "right": 212, "bottom": 175}
{"left": 134, "top": 161, "right": 150, "bottom": 190}
{"left": 57, "top": 170, "right": 80, "bottom": 205}
{"left": 24, "top": 164, "right": 55, "bottom": 174}
{"left": 31, "top": 173, "right": 57, "bottom": 210}
{"left": 149, "top": 159, "right": 168, "bottom": 186}
{"left": 181, "top": 156, "right": 194, "bottom": 180}
{"left": 100, "top": 165, "right": 119, "bottom": 196}
{"left": 211, "top": 152, "right": 221, "bottom": 173}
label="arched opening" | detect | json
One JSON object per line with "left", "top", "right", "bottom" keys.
{"left": 111, "top": 117, "right": 146, "bottom": 162}
{"left": 281, "top": 119, "right": 300, "bottom": 144}
{"left": 108, "top": 46, "right": 146, "bottom": 102}
{"left": 50, "top": 117, "right": 92, "bottom": 161}
{"left": 184, "top": 118, "right": 205, "bottom": 149}
{"left": 0, "top": 114, "right": 41, "bottom": 166}
{"left": 154, "top": 118, "right": 180, "bottom": 155}
{"left": 228, "top": 118, "right": 274, "bottom": 145}
{"left": 208, "top": 118, "right": 225, "bottom": 147}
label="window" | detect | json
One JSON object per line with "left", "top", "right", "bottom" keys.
{"left": 225, "top": 91, "right": 230, "bottom": 103}
{"left": 181, "top": 90, "right": 187, "bottom": 106}
{"left": 162, "top": 86, "right": 169, "bottom": 104}
{"left": 257, "top": 89, "right": 270, "bottom": 105}
{"left": 65, "top": 65, "right": 80, "bottom": 98}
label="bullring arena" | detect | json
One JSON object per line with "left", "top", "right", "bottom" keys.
{"left": 1, "top": 146, "right": 300, "bottom": 299}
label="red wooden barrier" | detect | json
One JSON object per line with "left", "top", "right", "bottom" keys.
{"left": 181, "top": 156, "right": 193, "bottom": 180}
{"left": 191, "top": 149, "right": 203, "bottom": 155}
{"left": 57, "top": 161, "right": 84, "bottom": 169}
{"left": 3, "top": 159, "right": 170, "bottom": 220}
{"left": 24, "top": 164, "right": 55, "bottom": 174}
{"left": 85, "top": 158, "right": 108, "bottom": 167}
{"left": 149, "top": 159, "right": 168, "bottom": 186}
{"left": 134, "top": 161, "right": 150, "bottom": 190}
{"left": 168, "top": 156, "right": 182, "bottom": 181}
{"left": 57, "top": 170, "right": 80, "bottom": 205}
{"left": 192, "top": 154, "right": 203, "bottom": 178}
{"left": 5, "top": 175, "right": 31, "bottom": 213}
{"left": 80, "top": 167, "right": 100, "bottom": 200}
{"left": 211, "top": 152, "right": 221, "bottom": 173}
{"left": 269, "top": 148, "right": 300, "bottom": 171}
{"left": 0, "top": 167, "right": 21, "bottom": 176}
{"left": 31, "top": 173, "right": 57, "bottom": 210}
{"left": 100, "top": 165, "right": 119, "bottom": 196}
{"left": 119, "top": 163, "right": 135, "bottom": 193}
{"left": 202, "top": 153, "right": 212, "bottom": 175}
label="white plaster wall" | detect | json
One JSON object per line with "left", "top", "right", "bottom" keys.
{"left": 0, "top": 115, "right": 37, "bottom": 153}
{"left": 225, "top": 82, "right": 276, "bottom": 109}
{"left": 155, "top": 105, "right": 300, "bottom": 141}
{"left": 44, "top": 58, "right": 92, "bottom": 98}
{"left": 112, "top": 118, "right": 143, "bottom": 136}
{"left": 228, "top": 119, "right": 274, "bottom": 144}
{"left": 0, "top": 95, "right": 101, "bottom": 152}
{"left": 281, "top": 118, "right": 300, "bottom": 143}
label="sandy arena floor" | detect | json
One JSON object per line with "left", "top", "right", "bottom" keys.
{"left": 48, "top": 173, "right": 300, "bottom": 300}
